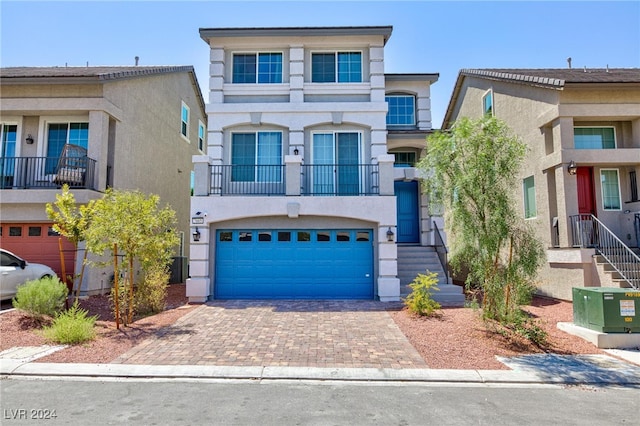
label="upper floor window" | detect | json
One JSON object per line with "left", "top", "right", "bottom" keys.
{"left": 181, "top": 102, "right": 190, "bottom": 138}
{"left": 311, "top": 52, "right": 362, "bottom": 83}
{"left": 231, "top": 131, "right": 282, "bottom": 182}
{"left": 232, "top": 53, "right": 283, "bottom": 84}
{"left": 574, "top": 127, "right": 615, "bottom": 149}
{"left": 198, "top": 121, "right": 206, "bottom": 152}
{"left": 482, "top": 90, "right": 493, "bottom": 116}
{"left": 386, "top": 95, "right": 416, "bottom": 127}
{"left": 1, "top": 124, "right": 17, "bottom": 158}
{"left": 523, "top": 176, "right": 536, "bottom": 219}
{"left": 46, "top": 122, "right": 88, "bottom": 173}
{"left": 600, "top": 169, "right": 621, "bottom": 210}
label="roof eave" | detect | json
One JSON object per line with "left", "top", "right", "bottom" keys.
{"left": 199, "top": 26, "right": 394, "bottom": 45}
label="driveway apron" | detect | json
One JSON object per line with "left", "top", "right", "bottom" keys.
{"left": 113, "top": 301, "right": 428, "bottom": 368}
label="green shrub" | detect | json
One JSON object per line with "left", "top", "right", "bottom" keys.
{"left": 12, "top": 276, "right": 68, "bottom": 321}
{"left": 404, "top": 271, "right": 441, "bottom": 316}
{"left": 135, "top": 263, "right": 169, "bottom": 315}
{"left": 41, "top": 302, "right": 97, "bottom": 344}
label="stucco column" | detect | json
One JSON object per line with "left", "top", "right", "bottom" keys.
{"left": 554, "top": 164, "right": 579, "bottom": 247}
{"left": 378, "top": 225, "right": 400, "bottom": 302}
{"left": 377, "top": 154, "right": 395, "bottom": 196}
{"left": 88, "top": 110, "right": 109, "bottom": 191}
{"left": 285, "top": 154, "right": 302, "bottom": 196}
{"left": 192, "top": 155, "right": 212, "bottom": 196}
{"left": 186, "top": 224, "right": 210, "bottom": 303}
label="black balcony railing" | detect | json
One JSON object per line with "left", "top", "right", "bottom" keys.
{"left": 301, "top": 164, "right": 379, "bottom": 196}
{"left": 0, "top": 156, "right": 97, "bottom": 190}
{"left": 210, "top": 164, "right": 285, "bottom": 195}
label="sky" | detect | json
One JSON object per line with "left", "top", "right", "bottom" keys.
{"left": 2, "top": 1, "right": 639, "bottom": 127}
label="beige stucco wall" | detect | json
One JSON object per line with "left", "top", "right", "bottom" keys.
{"left": 445, "top": 75, "right": 640, "bottom": 296}
{"left": 0, "top": 71, "right": 206, "bottom": 294}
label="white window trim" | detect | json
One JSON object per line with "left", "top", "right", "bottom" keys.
{"left": 600, "top": 168, "right": 622, "bottom": 211}
{"left": 482, "top": 89, "right": 494, "bottom": 116}
{"left": 310, "top": 50, "right": 364, "bottom": 83}
{"left": 198, "top": 120, "right": 206, "bottom": 153}
{"left": 0, "top": 121, "right": 22, "bottom": 157}
{"left": 229, "top": 130, "right": 284, "bottom": 164}
{"left": 385, "top": 93, "right": 417, "bottom": 127}
{"left": 36, "top": 115, "right": 90, "bottom": 157}
{"left": 574, "top": 126, "right": 617, "bottom": 149}
{"left": 309, "top": 131, "right": 363, "bottom": 164}
{"left": 181, "top": 101, "right": 190, "bottom": 141}
{"left": 523, "top": 175, "right": 537, "bottom": 219}
{"left": 231, "top": 51, "right": 285, "bottom": 84}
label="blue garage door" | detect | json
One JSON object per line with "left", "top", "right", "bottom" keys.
{"left": 215, "top": 229, "right": 374, "bottom": 299}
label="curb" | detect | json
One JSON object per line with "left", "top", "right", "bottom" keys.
{"left": 2, "top": 362, "right": 639, "bottom": 386}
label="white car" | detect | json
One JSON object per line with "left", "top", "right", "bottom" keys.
{"left": 0, "top": 249, "right": 58, "bottom": 301}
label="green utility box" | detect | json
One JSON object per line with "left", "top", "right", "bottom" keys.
{"left": 572, "top": 287, "right": 640, "bottom": 333}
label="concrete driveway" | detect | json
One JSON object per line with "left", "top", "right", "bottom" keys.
{"left": 113, "top": 300, "right": 428, "bottom": 369}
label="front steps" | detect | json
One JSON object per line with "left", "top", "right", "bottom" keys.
{"left": 397, "top": 245, "right": 465, "bottom": 307}
{"left": 594, "top": 254, "right": 640, "bottom": 289}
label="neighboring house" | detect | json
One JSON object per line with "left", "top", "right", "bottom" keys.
{"left": 0, "top": 66, "right": 207, "bottom": 294}
{"left": 442, "top": 68, "right": 640, "bottom": 299}
{"left": 188, "top": 26, "right": 463, "bottom": 304}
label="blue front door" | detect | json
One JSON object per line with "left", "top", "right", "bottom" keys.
{"left": 395, "top": 181, "right": 420, "bottom": 243}
{"left": 215, "top": 229, "right": 374, "bottom": 299}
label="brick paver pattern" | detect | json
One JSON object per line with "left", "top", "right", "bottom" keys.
{"left": 113, "top": 301, "right": 428, "bottom": 369}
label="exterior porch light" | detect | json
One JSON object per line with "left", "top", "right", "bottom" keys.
{"left": 25, "top": 134, "right": 34, "bottom": 144}
{"left": 567, "top": 160, "right": 577, "bottom": 175}
{"left": 293, "top": 147, "right": 299, "bottom": 155}
{"left": 386, "top": 227, "right": 395, "bottom": 242}
{"left": 192, "top": 227, "right": 201, "bottom": 242}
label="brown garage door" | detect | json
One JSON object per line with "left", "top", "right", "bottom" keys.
{"left": 0, "top": 223, "right": 75, "bottom": 289}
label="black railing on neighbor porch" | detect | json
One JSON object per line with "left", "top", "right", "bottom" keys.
{"left": 0, "top": 156, "right": 97, "bottom": 190}
{"left": 570, "top": 214, "right": 640, "bottom": 289}
{"left": 210, "top": 164, "right": 285, "bottom": 195}
{"left": 433, "top": 222, "right": 449, "bottom": 284}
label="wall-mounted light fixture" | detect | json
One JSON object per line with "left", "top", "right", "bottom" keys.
{"left": 293, "top": 147, "right": 299, "bottom": 156}
{"left": 567, "top": 160, "right": 577, "bottom": 175}
{"left": 192, "top": 227, "right": 201, "bottom": 242}
{"left": 386, "top": 227, "right": 395, "bottom": 242}
{"left": 25, "top": 134, "right": 34, "bottom": 144}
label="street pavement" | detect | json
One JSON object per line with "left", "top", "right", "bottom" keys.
{"left": 1, "top": 301, "right": 640, "bottom": 386}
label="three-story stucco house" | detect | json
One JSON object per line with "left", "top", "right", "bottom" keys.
{"left": 442, "top": 68, "right": 640, "bottom": 300}
{"left": 0, "top": 66, "right": 207, "bottom": 294}
{"left": 187, "top": 26, "right": 464, "bottom": 304}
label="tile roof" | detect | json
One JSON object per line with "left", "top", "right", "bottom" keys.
{"left": 460, "top": 68, "right": 640, "bottom": 87}
{"left": 0, "top": 66, "right": 195, "bottom": 81}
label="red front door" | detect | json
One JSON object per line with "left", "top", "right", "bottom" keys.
{"left": 576, "top": 167, "right": 596, "bottom": 216}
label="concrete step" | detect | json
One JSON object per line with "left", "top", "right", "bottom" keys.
{"left": 400, "top": 284, "right": 465, "bottom": 307}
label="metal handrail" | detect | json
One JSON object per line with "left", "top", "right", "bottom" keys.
{"left": 570, "top": 214, "right": 640, "bottom": 289}
{"left": 210, "top": 164, "right": 285, "bottom": 195}
{"left": 432, "top": 222, "right": 449, "bottom": 284}
{"left": 0, "top": 156, "right": 97, "bottom": 190}
{"left": 301, "top": 164, "right": 379, "bottom": 196}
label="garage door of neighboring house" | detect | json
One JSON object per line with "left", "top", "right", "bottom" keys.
{"left": 0, "top": 223, "right": 74, "bottom": 288}
{"left": 215, "top": 229, "right": 374, "bottom": 299}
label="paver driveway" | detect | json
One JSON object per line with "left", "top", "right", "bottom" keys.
{"left": 113, "top": 301, "right": 428, "bottom": 368}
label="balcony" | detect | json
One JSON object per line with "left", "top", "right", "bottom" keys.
{"left": 0, "top": 156, "right": 98, "bottom": 190}
{"left": 195, "top": 155, "right": 395, "bottom": 198}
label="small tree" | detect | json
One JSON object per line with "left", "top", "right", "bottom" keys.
{"left": 45, "top": 184, "right": 94, "bottom": 302}
{"left": 419, "top": 116, "right": 545, "bottom": 331}
{"left": 84, "top": 189, "right": 179, "bottom": 326}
